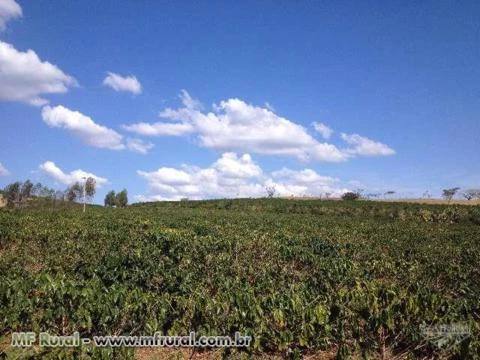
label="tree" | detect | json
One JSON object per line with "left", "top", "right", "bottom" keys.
{"left": 342, "top": 192, "right": 360, "bottom": 201}
{"left": 21, "top": 180, "right": 34, "bottom": 199}
{"left": 384, "top": 190, "right": 395, "bottom": 199}
{"left": 422, "top": 190, "right": 431, "bottom": 199}
{"left": 3, "top": 182, "right": 22, "bottom": 207}
{"left": 104, "top": 190, "right": 116, "bottom": 207}
{"left": 37, "top": 184, "right": 55, "bottom": 198}
{"left": 66, "top": 182, "right": 82, "bottom": 202}
{"left": 442, "top": 187, "right": 460, "bottom": 203}
{"left": 44, "top": 188, "right": 55, "bottom": 200}
{"left": 115, "top": 189, "right": 128, "bottom": 207}
{"left": 356, "top": 188, "right": 365, "bottom": 197}
{"left": 463, "top": 189, "right": 480, "bottom": 200}
{"left": 85, "top": 177, "right": 96, "bottom": 201}
{"left": 265, "top": 185, "right": 276, "bottom": 198}
{"left": 32, "top": 182, "right": 43, "bottom": 196}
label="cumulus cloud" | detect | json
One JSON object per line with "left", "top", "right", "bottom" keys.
{"left": 136, "top": 152, "right": 350, "bottom": 201}
{"left": 272, "top": 168, "right": 338, "bottom": 186}
{"left": 0, "top": 41, "right": 77, "bottom": 106}
{"left": 41, "top": 105, "right": 125, "bottom": 150}
{"left": 41, "top": 105, "right": 154, "bottom": 153}
{"left": 312, "top": 122, "right": 333, "bottom": 139}
{"left": 126, "top": 138, "right": 154, "bottom": 154}
{"left": 212, "top": 153, "right": 262, "bottom": 179}
{"left": 102, "top": 72, "right": 142, "bottom": 95}
{"left": 0, "top": 0, "right": 22, "bottom": 31}
{"left": 124, "top": 91, "right": 348, "bottom": 162}
{"left": 269, "top": 168, "right": 346, "bottom": 197}
{"left": 39, "top": 161, "right": 108, "bottom": 187}
{"left": 341, "top": 133, "right": 395, "bottom": 156}
{"left": 0, "top": 162, "right": 10, "bottom": 176}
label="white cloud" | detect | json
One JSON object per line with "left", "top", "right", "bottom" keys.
{"left": 39, "top": 161, "right": 108, "bottom": 187}
{"left": 0, "top": 0, "right": 22, "bottom": 31}
{"left": 272, "top": 168, "right": 338, "bottom": 186}
{"left": 178, "top": 89, "right": 202, "bottom": 110}
{"left": 124, "top": 91, "right": 348, "bottom": 162}
{"left": 0, "top": 162, "right": 10, "bottom": 176}
{"left": 312, "top": 122, "right": 333, "bottom": 139}
{"left": 0, "top": 41, "right": 77, "bottom": 106}
{"left": 136, "top": 152, "right": 350, "bottom": 201}
{"left": 102, "top": 72, "right": 142, "bottom": 95}
{"left": 270, "top": 168, "right": 346, "bottom": 197}
{"left": 41, "top": 105, "right": 125, "bottom": 150}
{"left": 264, "top": 102, "right": 275, "bottom": 112}
{"left": 126, "top": 138, "right": 154, "bottom": 154}
{"left": 122, "top": 121, "right": 194, "bottom": 136}
{"left": 41, "top": 105, "right": 153, "bottom": 154}
{"left": 341, "top": 133, "right": 395, "bottom": 156}
{"left": 212, "top": 152, "right": 262, "bottom": 179}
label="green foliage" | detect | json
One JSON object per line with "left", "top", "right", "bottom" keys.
{"left": 0, "top": 199, "right": 479, "bottom": 358}
{"left": 21, "top": 180, "right": 34, "bottom": 199}
{"left": 115, "top": 189, "right": 128, "bottom": 207}
{"left": 85, "top": 177, "right": 96, "bottom": 199}
{"left": 66, "top": 182, "right": 82, "bottom": 202}
{"left": 104, "top": 189, "right": 128, "bottom": 207}
{"left": 3, "top": 181, "right": 21, "bottom": 206}
{"left": 341, "top": 191, "right": 360, "bottom": 201}
{"left": 104, "top": 190, "right": 116, "bottom": 207}
{"left": 3, "top": 179, "right": 57, "bottom": 207}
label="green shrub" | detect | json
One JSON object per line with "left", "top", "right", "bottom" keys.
{"left": 341, "top": 192, "right": 360, "bottom": 201}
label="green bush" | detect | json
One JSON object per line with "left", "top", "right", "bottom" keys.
{"left": 341, "top": 192, "right": 360, "bottom": 201}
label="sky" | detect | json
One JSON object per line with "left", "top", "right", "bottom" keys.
{"left": 0, "top": 0, "right": 479, "bottom": 203}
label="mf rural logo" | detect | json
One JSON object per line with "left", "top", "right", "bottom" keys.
{"left": 420, "top": 323, "right": 471, "bottom": 350}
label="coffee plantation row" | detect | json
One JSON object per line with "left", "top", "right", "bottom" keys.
{"left": 0, "top": 199, "right": 479, "bottom": 359}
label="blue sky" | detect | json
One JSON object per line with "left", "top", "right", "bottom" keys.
{"left": 0, "top": 0, "right": 479, "bottom": 202}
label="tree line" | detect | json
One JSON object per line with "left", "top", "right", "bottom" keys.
{"left": 1, "top": 179, "right": 128, "bottom": 208}
{"left": 1, "top": 180, "right": 58, "bottom": 207}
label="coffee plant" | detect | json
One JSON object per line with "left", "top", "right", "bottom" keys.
{"left": 0, "top": 199, "right": 479, "bottom": 358}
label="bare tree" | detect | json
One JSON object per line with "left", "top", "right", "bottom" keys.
{"left": 463, "top": 189, "right": 480, "bottom": 200}
{"left": 265, "top": 185, "right": 276, "bottom": 198}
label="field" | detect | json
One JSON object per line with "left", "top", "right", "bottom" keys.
{"left": 0, "top": 199, "right": 479, "bottom": 359}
